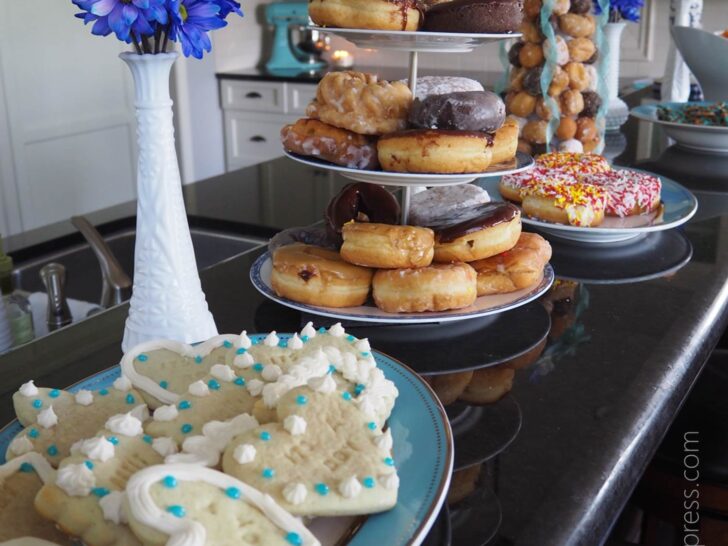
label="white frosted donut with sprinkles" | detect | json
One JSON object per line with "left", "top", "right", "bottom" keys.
{"left": 580, "top": 170, "right": 662, "bottom": 217}
{"left": 499, "top": 167, "right": 578, "bottom": 203}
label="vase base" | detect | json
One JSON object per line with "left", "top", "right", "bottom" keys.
{"left": 122, "top": 313, "right": 219, "bottom": 353}
{"left": 605, "top": 97, "right": 629, "bottom": 132}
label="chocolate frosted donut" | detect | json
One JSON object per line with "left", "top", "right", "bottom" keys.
{"left": 423, "top": 0, "right": 524, "bottom": 33}
{"left": 581, "top": 91, "right": 602, "bottom": 118}
{"left": 325, "top": 183, "right": 400, "bottom": 242}
{"left": 427, "top": 202, "right": 520, "bottom": 243}
{"left": 409, "top": 91, "right": 506, "bottom": 132}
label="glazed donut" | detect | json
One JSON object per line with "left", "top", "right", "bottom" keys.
{"left": 522, "top": 119, "right": 549, "bottom": 144}
{"left": 499, "top": 167, "right": 578, "bottom": 203}
{"left": 423, "top": 0, "right": 524, "bottom": 33}
{"left": 408, "top": 91, "right": 506, "bottom": 132}
{"left": 536, "top": 152, "right": 611, "bottom": 174}
{"left": 509, "top": 67, "right": 527, "bottom": 91}
{"left": 428, "top": 202, "right": 522, "bottom": 263}
{"left": 558, "top": 138, "right": 584, "bottom": 153}
{"left": 377, "top": 130, "right": 493, "bottom": 174}
{"left": 425, "top": 371, "right": 474, "bottom": 406}
{"left": 491, "top": 117, "right": 519, "bottom": 164}
{"left": 409, "top": 184, "right": 491, "bottom": 227}
{"left": 535, "top": 96, "right": 553, "bottom": 120}
{"left": 575, "top": 116, "right": 598, "bottom": 143}
{"left": 522, "top": 68, "right": 543, "bottom": 96}
{"left": 556, "top": 116, "right": 578, "bottom": 140}
{"left": 306, "top": 71, "right": 412, "bottom": 135}
{"left": 509, "top": 43, "right": 525, "bottom": 68}
{"left": 372, "top": 263, "right": 478, "bottom": 313}
{"left": 459, "top": 365, "right": 515, "bottom": 405}
{"left": 309, "top": 0, "right": 421, "bottom": 31}
{"left": 559, "top": 89, "right": 584, "bottom": 116}
{"left": 558, "top": 13, "right": 595, "bottom": 38}
{"left": 524, "top": 0, "right": 543, "bottom": 18}
{"left": 403, "top": 76, "right": 484, "bottom": 101}
{"left": 521, "top": 179, "right": 607, "bottom": 227}
{"left": 520, "top": 20, "right": 544, "bottom": 43}
{"left": 340, "top": 222, "right": 435, "bottom": 269}
{"left": 580, "top": 170, "right": 662, "bottom": 217}
{"left": 469, "top": 232, "right": 552, "bottom": 296}
{"left": 543, "top": 36, "right": 570, "bottom": 66}
{"left": 565, "top": 62, "right": 589, "bottom": 91}
{"left": 507, "top": 91, "right": 537, "bottom": 117}
{"left": 325, "top": 182, "right": 400, "bottom": 241}
{"left": 518, "top": 42, "right": 545, "bottom": 68}
{"left": 281, "top": 118, "right": 379, "bottom": 170}
{"left": 567, "top": 37, "right": 596, "bottom": 62}
{"left": 271, "top": 243, "right": 373, "bottom": 307}
{"left": 548, "top": 66, "right": 571, "bottom": 97}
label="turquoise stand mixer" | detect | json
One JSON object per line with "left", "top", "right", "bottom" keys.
{"left": 265, "top": 2, "right": 328, "bottom": 73}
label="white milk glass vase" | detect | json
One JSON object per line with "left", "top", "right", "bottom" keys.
{"left": 120, "top": 52, "right": 218, "bottom": 352}
{"left": 603, "top": 21, "right": 629, "bottom": 131}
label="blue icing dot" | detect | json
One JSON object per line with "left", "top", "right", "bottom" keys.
{"left": 278, "top": 339, "right": 288, "bottom": 348}
{"left": 85, "top": 460, "right": 94, "bottom": 469}
{"left": 236, "top": 347, "right": 247, "bottom": 355}
{"left": 194, "top": 355, "right": 203, "bottom": 364}
{"left": 208, "top": 379, "right": 220, "bottom": 391}
{"left": 363, "top": 476, "right": 375, "bottom": 489}
{"left": 181, "top": 424, "right": 193, "bottom": 434}
{"left": 166, "top": 505, "right": 186, "bottom": 518}
{"left": 225, "top": 486, "right": 241, "bottom": 499}
{"left": 47, "top": 445, "right": 58, "bottom": 456}
{"left": 318, "top": 327, "right": 326, "bottom": 334}
{"left": 92, "top": 487, "right": 110, "bottom": 497}
{"left": 223, "top": 340, "right": 233, "bottom": 349}
{"left": 342, "top": 392, "right": 352, "bottom": 401}
{"left": 315, "top": 483, "right": 329, "bottom": 496}
{"left": 143, "top": 435, "right": 153, "bottom": 444}
{"left": 262, "top": 467, "right": 275, "bottom": 479}
{"left": 286, "top": 532, "right": 303, "bottom": 546}
{"left": 301, "top": 335, "right": 309, "bottom": 343}
{"left": 125, "top": 394, "right": 135, "bottom": 404}
{"left": 384, "top": 457, "right": 394, "bottom": 467}
{"left": 99, "top": 389, "right": 109, "bottom": 396}
{"left": 49, "top": 389, "right": 60, "bottom": 398}
{"left": 346, "top": 335, "right": 355, "bottom": 342}
{"left": 32, "top": 399, "right": 42, "bottom": 409}
{"left": 137, "top": 354, "right": 148, "bottom": 362}
{"left": 253, "top": 363, "right": 264, "bottom": 373}
{"left": 328, "top": 365, "right": 336, "bottom": 374}
{"left": 159, "top": 381, "right": 169, "bottom": 389}
{"left": 251, "top": 338, "right": 259, "bottom": 345}
{"left": 260, "top": 431, "right": 271, "bottom": 441}
{"left": 162, "top": 475, "right": 178, "bottom": 488}
{"left": 295, "top": 395, "right": 307, "bottom": 406}
{"left": 361, "top": 352, "right": 370, "bottom": 358}
{"left": 367, "top": 422, "right": 376, "bottom": 431}
{"left": 354, "top": 384, "right": 365, "bottom": 396}
{"left": 234, "top": 377, "right": 246, "bottom": 387}
{"left": 178, "top": 400, "right": 191, "bottom": 410}
{"left": 19, "top": 462, "right": 33, "bottom": 473}
{"left": 28, "top": 428, "right": 39, "bottom": 439}
{"left": 107, "top": 436, "right": 119, "bottom": 445}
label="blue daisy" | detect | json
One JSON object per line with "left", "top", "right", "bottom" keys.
{"left": 169, "top": 0, "right": 227, "bottom": 59}
{"left": 213, "top": 0, "right": 242, "bottom": 18}
{"left": 73, "top": 0, "right": 167, "bottom": 41}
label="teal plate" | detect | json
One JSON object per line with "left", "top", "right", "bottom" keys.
{"left": 0, "top": 333, "right": 453, "bottom": 546}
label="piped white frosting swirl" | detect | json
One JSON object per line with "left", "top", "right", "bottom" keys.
{"left": 18, "top": 380, "right": 39, "bottom": 397}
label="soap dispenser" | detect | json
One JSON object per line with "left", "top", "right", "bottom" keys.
{"left": 0, "top": 235, "right": 35, "bottom": 346}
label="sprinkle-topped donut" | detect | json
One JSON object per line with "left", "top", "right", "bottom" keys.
{"left": 521, "top": 179, "right": 607, "bottom": 227}
{"left": 499, "top": 167, "right": 578, "bottom": 202}
{"left": 580, "top": 170, "right": 662, "bottom": 217}
{"left": 535, "top": 152, "right": 611, "bottom": 175}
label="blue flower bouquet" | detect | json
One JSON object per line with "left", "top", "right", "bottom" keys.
{"left": 595, "top": 0, "right": 645, "bottom": 23}
{"left": 72, "top": 0, "right": 243, "bottom": 58}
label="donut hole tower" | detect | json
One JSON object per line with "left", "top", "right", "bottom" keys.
{"left": 503, "top": 0, "right": 610, "bottom": 156}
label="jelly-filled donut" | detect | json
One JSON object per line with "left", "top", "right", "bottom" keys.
{"left": 580, "top": 169, "right": 662, "bottom": 217}
{"left": 271, "top": 243, "right": 373, "bottom": 307}
{"left": 427, "top": 202, "right": 522, "bottom": 263}
{"left": 340, "top": 222, "right": 435, "bottom": 269}
{"left": 309, "top": 0, "right": 421, "bottom": 31}
{"left": 372, "top": 263, "right": 478, "bottom": 313}
{"left": 325, "top": 183, "right": 400, "bottom": 241}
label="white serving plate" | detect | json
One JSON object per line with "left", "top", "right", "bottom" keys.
{"left": 482, "top": 169, "right": 698, "bottom": 244}
{"left": 309, "top": 26, "right": 521, "bottom": 53}
{"left": 284, "top": 151, "right": 535, "bottom": 187}
{"left": 630, "top": 102, "right": 728, "bottom": 154}
{"left": 251, "top": 252, "right": 554, "bottom": 324}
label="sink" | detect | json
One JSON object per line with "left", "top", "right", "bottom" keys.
{"left": 12, "top": 227, "right": 264, "bottom": 306}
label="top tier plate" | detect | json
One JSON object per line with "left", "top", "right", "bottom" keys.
{"left": 310, "top": 26, "right": 521, "bottom": 53}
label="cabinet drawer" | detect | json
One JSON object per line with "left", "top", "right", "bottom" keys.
{"left": 220, "top": 80, "right": 285, "bottom": 113}
{"left": 287, "top": 83, "right": 317, "bottom": 115}
{"left": 225, "top": 113, "right": 287, "bottom": 169}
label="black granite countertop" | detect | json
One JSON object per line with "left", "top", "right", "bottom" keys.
{"left": 2, "top": 90, "right": 728, "bottom": 545}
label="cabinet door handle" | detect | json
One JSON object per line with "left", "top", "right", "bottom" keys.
{"left": 250, "top": 135, "right": 267, "bottom": 143}
{"left": 245, "top": 91, "right": 262, "bottom": 99}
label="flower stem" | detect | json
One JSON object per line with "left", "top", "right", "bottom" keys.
{"left": 161, "top": 26, "right": 169, "bottom": 53}
{"left": 133, "top": 38, "right": 143, "bottom": 55}
{"left": 154, "top": 25, "right": 162, "bottom": 54}
{"left": 141, "top": 34, "right": 152, "bottom": 54}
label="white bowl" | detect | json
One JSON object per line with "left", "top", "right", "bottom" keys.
{"left": 671, "top": 26, "right": 728, "bottom": 101}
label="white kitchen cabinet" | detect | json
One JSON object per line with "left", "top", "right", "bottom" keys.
{"left": 220, "top": 79, "right": 317, "bottom": 170}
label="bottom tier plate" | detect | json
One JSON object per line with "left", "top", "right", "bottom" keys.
{"left": 250, "top": 252, "right": 555, "bottom": 324}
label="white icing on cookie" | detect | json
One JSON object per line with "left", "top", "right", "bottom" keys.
{"left": 375, "top": 429, "right": 393, "bottom": 452}
{"left": 152, "top": 437, "right": 179, "bottom": 458}
{"left": 283, "top": 415, "right": 306, "bottom": 436}
{"left": 18, "top": 380, "right": 39, "bottom": 397}
{"left": 288, "top": 334, "right": 303, "bottom": 350}
{"left": 261, "top": 364, "right": 282, "bottom": 382}
{"left": 79, "top": 437, "right": 115, "bottom": 462}
{"left": 283, "top": 482, "right": 307, "bottom": 505}
{"left": 153, "top": 404, "right": 179, "bottom": 422}
{"left": 210, "top": 364, "right": 236, "bottom": 382}
{"left": 56, "top": 462, "right": 95, "bottom": 497}
{"left": 37, "top": 406, "right": 58, "bottom": 429}
{"left": 238, "top": 330, "right": 252, "bottom": 349}
{"left": 247, "top": 379, "right": 264, "bottom": 397}
{"left": 130, "top": 404, "right": 150, "bottom": 422}
{"left": 8, "top": 435, "right": 34, "bottom": 456}
{"left": 99, "top": 490, "right": 128, "bottom": 525}
{"left": 126, "top": 464, "right": 320, "bottom": 546}
{"left": 380, "top": 472, "right": 399, "bottom": 491}
{"left": 339, "top": 476, "right": 362, "bottom": 499}
{"left": 105, "top": 412, "right": 142, "bottom": 437}
{"left": 300, "top": 322, "right": 316, "bottom": 339}
{"left": 75, "top": 390, "right": 94, "bottom": 406}
{"left": 263, "top": 331, "right": 279, "bottom": 347}
{"left": 0, "top": 452, "right": 55, "bottom": 484}
{"left": 233, "top": 352, "right": 254, "bottom": 368}
{"left": 354, "top": 339, "right": 371, "bottom": 352}
{"left": 308, "top": 374, "right": 336, "bottom": 394}
{"left": 113, "top": 376, "right": 132, "bottom": 392}
{"left": 188, "top": 380, "right": 210, "bottom": 397}
{"left": 328, "top": 323, "right": 345, "bottom": 337}
{"left": 233, "top": 444, "right": 256, "bottom": 464}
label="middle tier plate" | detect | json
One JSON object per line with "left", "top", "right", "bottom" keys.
{"left": 251, "top": 252, "right": 554, "bottom": 324}
{"left": 284, "top": 151, "right": 535, "bottom": 187}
